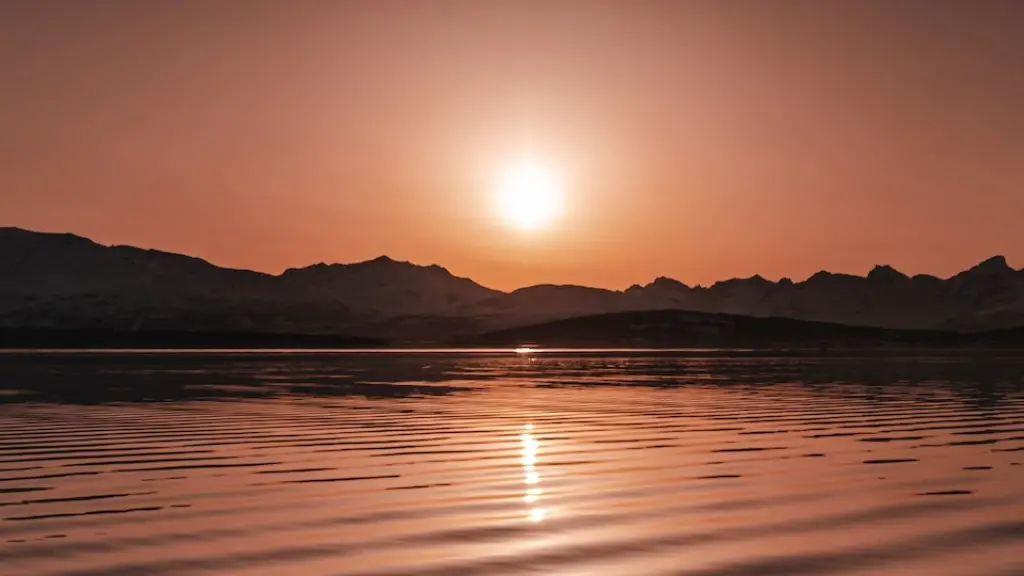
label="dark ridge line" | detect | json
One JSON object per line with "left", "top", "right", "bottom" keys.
{"left": 916, "top": 490, "right": 975, "bottom": 496}
{"left": 0, "top": 447, "right": 219, "bottom": 459}
{"left": 536, "top": 459, "right": 603, "bottom": 467}
{"left": 711, "top": 447, "right": 787, "bottom": 453}
{"left": 0, "top": 487, "right": 52, "bottom": 495}
{"left": 0, "top": 423, "right": 413, "bottom": 439}
{"left": 0, "top": 466, "right": 42, "bottom": 473}
{"left": 590, "top": 436, "right": 679, "bottom": 444}
{"left": 386, "top": 483, "right": 454, "bottom": 491}
{"left": 115, "top": 462, "right": 283, "bottom": 472}
{"left": 0, "top": 450, "right": 218, "bottom": 464}
{"left": 951, "top": 428, "right": 1024, "bottom": 436}
{"left": 922, "top": 439, "right": 1001, "bottom": 446}
{"left": 0, "top": 471, "right": 99, "bottom": 482}
{"left": 254, "top": 467, "right": 337, "bottom": 475}
{"left": 369, "top": 449, "right": 489, "bottom": 457}
{"left": 284, "top": 474, "right": 401, "bottom": 484}
{"left": 0, "top": 491, "right": 157, "bottom": 508}
{"left": 62, "top": 455, "right": 239, "bottom": 467}
{"left": 62, "top": 453, "right": 238, "bottom": 467}
{"left": 5, "top": 505, "right": 164, "bottom": 522}
{"left": 311, "top": 444, "right": 422, "bottom": 453}
{"left": 253, "top": 437, "right": 454, "bottom": 449}
{"left": 859, "top": 436, "right": 929, "bottom": 442}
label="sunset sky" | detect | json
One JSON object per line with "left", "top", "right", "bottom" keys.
{"left": 2, "top": 1, "right": 1022, "bottom": 291}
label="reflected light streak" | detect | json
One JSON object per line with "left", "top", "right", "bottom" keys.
{"left": 520, "top": 424, "right": 547, "bottom": 522}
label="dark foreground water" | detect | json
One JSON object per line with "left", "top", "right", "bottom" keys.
{"left": 0, "top": 351, "right": 1022, "bottom": 576}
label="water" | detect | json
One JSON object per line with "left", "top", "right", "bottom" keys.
{"left": 0, "top": 351, "right": 1022, "bottom": 575}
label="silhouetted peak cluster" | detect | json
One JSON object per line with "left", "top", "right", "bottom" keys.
{"left": 285, "top": 255, "right": 453, "bottom": 277}
{"left": 2, "top": 228, "right": 1022, "bottom": 336}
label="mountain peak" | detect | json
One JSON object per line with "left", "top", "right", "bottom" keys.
{"left": 868, "top": 264, "right": 909, "bottom": 282}
{"left": 975, "top": 255, "right": 1009, "bottom": 270}
{"left": 366, "top": 255, "right": 398, "bottom": 265}
{"left": 649, "top": 276, "right": 690, "bottom": 290}
{"left": 807, "top": 270, "right": 833, "bottom": 282}
{"left": 958, "top": 255, "right": 1013, "bottom": 278}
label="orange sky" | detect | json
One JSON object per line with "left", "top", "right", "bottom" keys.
{"left": 2, "top": 1, "right": 1022, "bottom": 291}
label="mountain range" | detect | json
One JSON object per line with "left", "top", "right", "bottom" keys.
{"left": 2, "top": 227, "right": 1022, "bottom": 341}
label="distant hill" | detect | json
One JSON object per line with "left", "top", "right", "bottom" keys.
{"left": 2, "top": 227, "right": 1023, "bottom": 341}
{"left": 474, "top": 309, "right": 1024, "bottom": 349}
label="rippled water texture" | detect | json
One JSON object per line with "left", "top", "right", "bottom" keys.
{"left": 1, "top": 351, "right": 1022, "bottom": 575}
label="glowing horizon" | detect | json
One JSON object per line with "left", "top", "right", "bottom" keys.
{"left": 2, "top": 2, "right": 1022, "bottom": 292}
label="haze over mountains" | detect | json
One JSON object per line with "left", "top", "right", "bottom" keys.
{"left": 2, "top": 227, "right": 1022, "bottom": 340}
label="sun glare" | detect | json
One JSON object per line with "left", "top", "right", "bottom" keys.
{"left": 496, "top": 160, "right": 563, "bottom": 231}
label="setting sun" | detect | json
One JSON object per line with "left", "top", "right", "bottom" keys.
{"left": 495, "top": 160, "right": 563, "bottom": 231}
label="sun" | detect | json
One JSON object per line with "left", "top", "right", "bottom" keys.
{"left": 495, "top": 160, "right": 563, "bottom": 231}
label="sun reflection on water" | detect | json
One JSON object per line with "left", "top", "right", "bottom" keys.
{"left": 520, "top": 423, "right": 548, "bottom": 522}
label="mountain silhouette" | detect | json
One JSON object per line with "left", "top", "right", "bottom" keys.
{"left": 1, "top": 227, "right": 1022, "bottom": 339}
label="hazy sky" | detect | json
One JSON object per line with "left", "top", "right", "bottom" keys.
{"left": 2, "top": 1, "right": 1022, "bottom": 290}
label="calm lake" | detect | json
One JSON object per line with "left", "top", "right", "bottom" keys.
{"left": 1, "top": 350, "right": 1022, "bottom": 575}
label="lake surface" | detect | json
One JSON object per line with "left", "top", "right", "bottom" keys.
{"left": 1, "top": 351, "right": 1022, "bottom": 575}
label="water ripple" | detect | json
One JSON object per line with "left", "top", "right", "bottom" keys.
{"left": 0, "top": 351, "right": 1021, "bottom": 575}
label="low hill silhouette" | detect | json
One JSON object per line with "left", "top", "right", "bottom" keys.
{"left": 474, "top": 309, "right": 1024, "bottom": 349}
